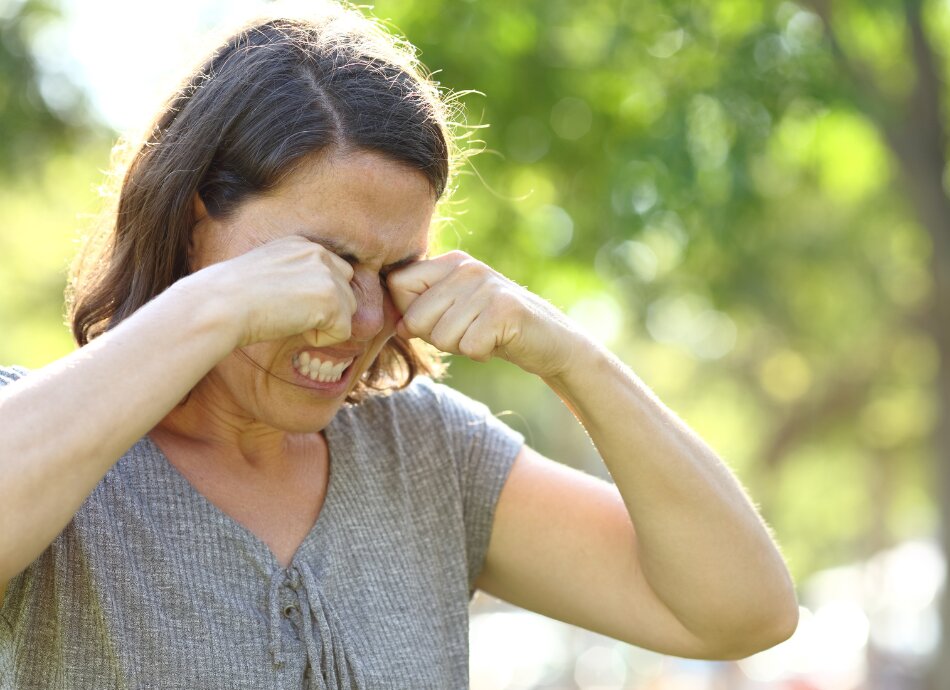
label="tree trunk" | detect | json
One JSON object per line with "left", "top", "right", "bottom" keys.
{"left": 929, "top": 224, "right": 950, "bottom": 690}
{"left": 862, "top": 3, "right": 950, "bottom": 685}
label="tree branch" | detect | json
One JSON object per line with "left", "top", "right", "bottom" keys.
{"left": 797, "top": 0, "right": 894, "bottom": 129}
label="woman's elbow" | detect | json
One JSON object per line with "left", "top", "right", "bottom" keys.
{"left": 711, "top": 591, "right": 801, "bottom": 660}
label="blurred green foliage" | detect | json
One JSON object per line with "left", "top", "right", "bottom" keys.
{"left": 0, "top": 0, "right": 91, "bottom": 174}
{"left": 0, "top": 0, "right": 941, "bottom": 588}
{"left": 0, "top": 0, "right": 109, "bottom": 366}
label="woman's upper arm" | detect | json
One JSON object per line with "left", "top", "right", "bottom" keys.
{"left": 474, "top": 444, "right": 725, "bottom": 659}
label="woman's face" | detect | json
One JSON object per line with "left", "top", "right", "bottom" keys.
{"left": 188, "top": 148, "right": 435, "bottom": 433}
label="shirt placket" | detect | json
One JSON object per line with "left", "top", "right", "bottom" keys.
{"left": 266, "top": 563, "right": 364, "bottom": 689}
{"left": 267, "top": 566, "right": 307, "bottom": 687}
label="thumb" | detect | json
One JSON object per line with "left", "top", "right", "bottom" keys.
{"left": 385, "top": 264, "right": 431, "bottom": 314}
{"left": 386, "top": 276, "right": 420, "bottom": 316}
{"left": 394, "top": 318, "right": 413, "bottom": 341}
{"left": 386, "top": 252, "right": 465, "bottom": 313}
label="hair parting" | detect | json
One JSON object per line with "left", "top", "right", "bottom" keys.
{"left": 67, "top": 3, "right": 459, "bottom": 402}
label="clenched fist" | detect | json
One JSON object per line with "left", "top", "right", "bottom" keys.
{"left": 386, "top": 251, "right": 582, "bottom": 379}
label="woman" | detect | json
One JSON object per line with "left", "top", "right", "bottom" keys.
{"left": 0, "top": 4, "right": 798, "bottom": 688}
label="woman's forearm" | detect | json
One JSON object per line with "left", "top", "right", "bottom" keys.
{"left": 0, "top": 276, "right": 239, "bottom": 583}
{"left": 543, "top": 336, "right": 799, "bottom": 653}
{"left": 387, "top": 250, "right": 799, "bottom": 654}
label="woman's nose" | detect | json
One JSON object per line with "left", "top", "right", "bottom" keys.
{"left": 349, "top": 268, "right": 387, "bottom": 341}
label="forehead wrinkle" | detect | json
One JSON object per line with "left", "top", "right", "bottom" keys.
{"left": 246, "top": 187, "right": 429, "bottom": 265}
{"left": 225, "top": 150, "right": 433, "bottom": 262}
{"left": 267, "top": 182, "right": 393, "bottom": 245}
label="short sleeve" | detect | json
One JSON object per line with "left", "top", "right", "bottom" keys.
{"left": 0, "top": 366, "right": 28, "bottom": 669}
{"left": 0, "top": 366, "right": 29, "bottom": 388}
{"left": 418, "top": 379, "right": 525, "bottom": 599}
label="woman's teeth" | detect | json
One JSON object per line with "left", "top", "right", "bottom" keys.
{"left": 293, "top": 353, "right": 354, "bottom": 383}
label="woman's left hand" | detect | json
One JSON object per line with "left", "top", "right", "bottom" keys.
{"left": 386, "top": 251, "right": 581, "bottom": 379}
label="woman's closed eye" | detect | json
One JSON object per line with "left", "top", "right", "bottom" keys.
{"left": 328, "top": 246, "right": 423, "bottom": 290}
{"left": 378, "top": 267, "right": 395, "bottom": 287}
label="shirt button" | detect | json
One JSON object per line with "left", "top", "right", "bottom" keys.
{"left": 282, "top": 604, "right": 296, "bottom": 617}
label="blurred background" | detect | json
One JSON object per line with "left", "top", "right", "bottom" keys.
{"left": 0, "top": 0, "right": 945, "bottom": 687}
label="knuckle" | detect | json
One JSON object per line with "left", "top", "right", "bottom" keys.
{"left": 473, "top": 278, "right": 501, "bottom": 301}
{"left": 401, "top": 312, "right": 425, "bottom": 336}
{"left": 458, "top": 339, "right": 487, "bottom": 361}
{"left": 313, "top": 277, "right": 336, "bottom": 301}
{"left": 329, "top": 315, "right": 351, "bottom": 336}
{"left": 315, "top": 245, "right": 352, "bottom": 274}
{"left": 444, "top": 249, "right": 470, "bottom": 263}
{"left": 336, "top": 259, "right": 355, "bottom": 279}
{"left": 455, "top": 258, "right": 485, "bottom": 278}
{"left": 429, "top": 327, "right": 454, "bottom": 353}
{"left": 493, "top": 290, "right": 521, "bottom": 316}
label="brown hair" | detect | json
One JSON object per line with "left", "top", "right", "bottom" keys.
{"left": 68, "top": 5, "right": 456, "bottom": 401}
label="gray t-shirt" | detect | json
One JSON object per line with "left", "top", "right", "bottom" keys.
{"left": 0, "top": 366, "right": 523, "bottom": 689}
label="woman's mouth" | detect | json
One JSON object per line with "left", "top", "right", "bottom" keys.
{"left": 292, "top": 351, "right": 356, "bottom": 383}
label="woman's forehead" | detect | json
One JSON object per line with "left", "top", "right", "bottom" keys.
{"left": 224, "top": 150, "right": 434, "bottom": 260}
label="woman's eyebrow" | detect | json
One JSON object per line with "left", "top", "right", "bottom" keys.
{"left": 379, "top": 255, "right": 422, "bottom": 274}
{"left": 302, "top": 234, "right": 424, "bottom": 270}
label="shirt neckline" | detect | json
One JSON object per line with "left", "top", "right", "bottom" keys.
{"left": 141, "top": 415, "right": 347, "bottom": 572}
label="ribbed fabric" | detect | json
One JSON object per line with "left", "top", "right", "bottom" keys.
{"left": 0, "top": 367, "right": 523, "bottom": 689}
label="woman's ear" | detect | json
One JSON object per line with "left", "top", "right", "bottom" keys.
{"left": 193, "top": 192, "right": 209, "bottom": 223}
{"left": 188, "top": 192, "right": 210, "bottom": 271}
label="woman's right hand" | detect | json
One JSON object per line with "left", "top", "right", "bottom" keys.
{"left": 179, "top": 235, "right": 358, "bottom": 350}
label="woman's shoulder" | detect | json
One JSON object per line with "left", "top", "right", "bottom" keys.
{"left": 344, "top": 375, "right": 521, "bottom": 449}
